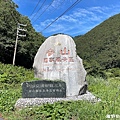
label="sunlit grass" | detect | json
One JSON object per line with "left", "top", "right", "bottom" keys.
{"left": 0, "top": 62, "right": 120, "bottom": 120}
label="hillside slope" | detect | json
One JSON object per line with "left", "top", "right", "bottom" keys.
{"left": 75, "top": 13, "right": 120, "bottom": 70}
{"left": 0, "top": 0, "right": 45, "bottom": 68}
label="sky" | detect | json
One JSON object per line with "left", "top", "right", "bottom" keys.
{"left": 13, "top": 0, "right": 120, "bottom": 37}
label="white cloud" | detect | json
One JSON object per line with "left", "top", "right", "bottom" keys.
{"left": 34, "top": 4, "right": 120, "bottom": 36}
{"left": 51, "top": 0, "right": 62, "bottom": 8}
{"left": 59, "top": 15, "right": 78, "bottom": 22}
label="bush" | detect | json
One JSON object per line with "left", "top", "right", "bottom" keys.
{"left": 1, "top": 63, "right": 120, "bottom": 120}
{"left": 105, "top": 68, "right": 120, "bottom": 78}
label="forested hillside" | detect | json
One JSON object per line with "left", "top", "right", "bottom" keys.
{"left": 0, "top": 0, "right": 45, "bottom": 68}
{"left": 0, "top": 0, "right": 120, "bottom": 72}
{"left": 75, "top": 13, "right": 120, "bottom": 73}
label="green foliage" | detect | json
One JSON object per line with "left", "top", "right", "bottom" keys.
{"left": 0, "top": 62, "right": 34, "bottom": 112}
{"left": 0, "top": 62, "right": 34, "bottom": 85}
{"left": 74, "top": 13, "right": 120, "bottom": 70}
{"left": 0, "top": 0, "right": 45, "bottom": 68}
{"left": 105, "top": 68, "right": 120, "bottom": 79}
{"left": 0, "top": 63, "right": 120, "bottom": 120}
{"left": 0, "top": 89, "right": 20, "bottom": 112}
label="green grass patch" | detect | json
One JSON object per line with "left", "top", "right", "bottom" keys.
{"left": 0, "top": 62, "right": 120, "bottom": 120}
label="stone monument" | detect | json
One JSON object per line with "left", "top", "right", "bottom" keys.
{"left": 15, "top": 34, "right": 100, "bottom": 109}
{"left": 33, "top": 34, "right": 87, "bottom": 97}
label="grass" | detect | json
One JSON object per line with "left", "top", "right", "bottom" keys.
{"left": 0, "top": 62, "right": 120, "bottom": 120}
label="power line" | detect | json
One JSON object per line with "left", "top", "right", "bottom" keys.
{"left": 40, "top": 0, "right": 82, "bottom": 33}
{"left": 47, "top": 0, "right": 66, "bottom": 15}
{"left": 32, "top": 0, "right": 55, "bottom": 24}
{"left": 30, "top": 0, "right": 42, "bottom": 16}
{"left": 30, "top": 0, "right": 47, "bottom": 21}
{"left": 32, "top": 0, "right": 66, "bottom": 24}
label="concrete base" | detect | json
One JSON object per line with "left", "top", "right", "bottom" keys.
{"left": 15, "top": 91, "right": 101, "bottom": 109}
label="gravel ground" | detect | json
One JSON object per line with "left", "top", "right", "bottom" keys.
{"left": 15, "top": 91, "right": 101, "bottom": 109}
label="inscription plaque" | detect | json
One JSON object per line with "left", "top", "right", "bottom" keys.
{"left": 22, "top": 80, "right": 66, "bottom": 98}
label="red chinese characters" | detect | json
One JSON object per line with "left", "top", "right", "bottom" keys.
{"left": 46, "top": 49, "right": 54, "bottom": 56}
{"left": 60, "top": 47, "right": 70, "bottom": 55}
{"left": 44, "top": 47, "right": 74, "bottom": 63}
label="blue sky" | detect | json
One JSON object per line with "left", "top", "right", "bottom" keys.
{"left": 13, "top": 0, "right": 120, "bottom": 37}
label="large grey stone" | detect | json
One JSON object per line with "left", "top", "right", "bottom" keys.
{"left": 33, "top": 34, "right": 87, "bottom": 96}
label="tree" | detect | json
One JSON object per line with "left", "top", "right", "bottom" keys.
{"left": 0, "top": 0, "right": 45, "bottom": 68}
{"left": 74, "top": 13, "right": 120, "bottom": 70}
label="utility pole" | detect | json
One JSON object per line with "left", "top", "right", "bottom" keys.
{"left": 13, "top": 23, "right": 27, "bottom": 65}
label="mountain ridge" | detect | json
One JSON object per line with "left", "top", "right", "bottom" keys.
{"left": 74, "top": 13, "right": 120, "bottom": 70}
